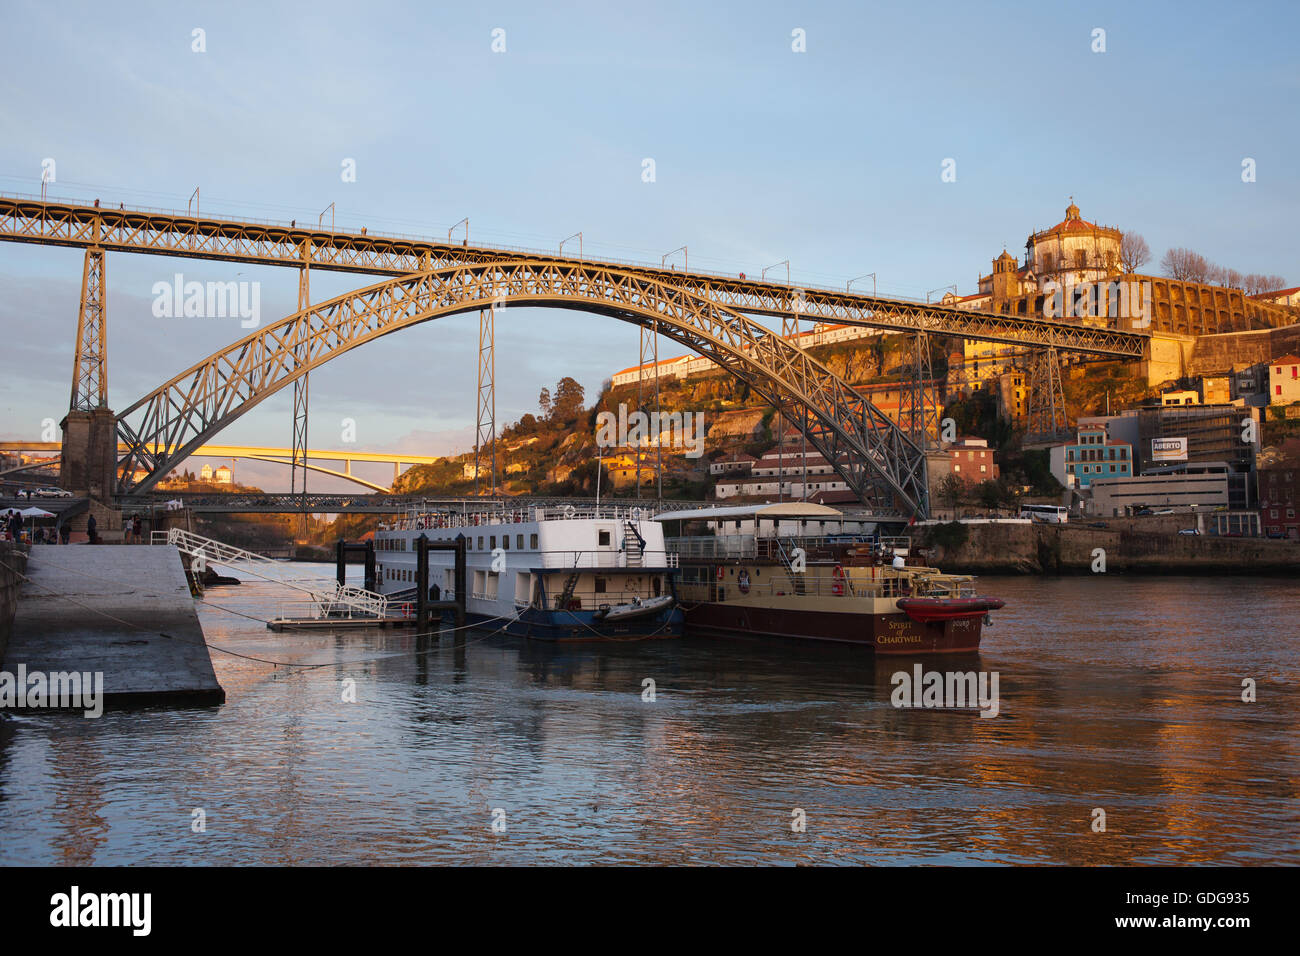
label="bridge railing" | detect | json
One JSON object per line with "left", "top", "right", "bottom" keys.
{"left": 3, "top": 190, "right": 948, "bottom": 304}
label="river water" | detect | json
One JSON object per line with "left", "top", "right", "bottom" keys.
{"left": 1, "top": 567, "right": 1296, "bottom": 865}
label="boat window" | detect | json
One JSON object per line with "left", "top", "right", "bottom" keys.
{"left": 598, "top": 530, "right": 611, "bottom": 546}
{"left": 530, "top": 534, "right": 539, "bottom": 549}
{"left": 517, "top": 534, "right": 524, "bottom": 550}
{"left": 503, "top": 535, "right": 510, "bottom": 550}
{"left": 490, "top": 535, "right": 496, "bottom": 549}
{"left": 595, "top": 577, "right": 606, "bottom": 593}
{"left": 477, "top": 536, "right": 484, "bottom": 550}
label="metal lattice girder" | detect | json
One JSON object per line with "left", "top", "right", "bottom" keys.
{"left": 290, "top": 245, "right": 311, "bottom": 500}
{"left": 899, "top": 330, "right": 939, "bottom": 449}
{"left": 475, "top": 307, "right": 496, "bottom": 495}
{"left": 635, "top": 320, "right": 659, "bottom": 494}
{"left": 70, "top": 246, "right": 107, "bottom": 410}
{"left": 1, "top": 195, "right": 1147, "bottom": 357}
{"left": 1024, "top": 347, "right": 1070, "bottom": 445}
{"left": 114, "top": 260, "right": 932, "bottom": 516}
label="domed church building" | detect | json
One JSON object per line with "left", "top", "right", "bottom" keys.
{"left": 1024, "top": 199, "right": 1122, "bottom": 286}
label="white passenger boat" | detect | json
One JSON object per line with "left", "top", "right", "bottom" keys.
{"left": 374, "top": 503, "right": 683, "bottom": 641}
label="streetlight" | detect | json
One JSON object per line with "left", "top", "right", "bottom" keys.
{"left": 449, "top": 218, "right": 469, "bottom": 245}
{"left": 762, "top": 260, "right": 790, "bottom": 285}
{"left": 188, "top": 187, "right": 200, "bottom": 216}
{"left": 319, "top": 202, "right": 335, "bottom": 231}
{"left": 662, "top": 246, "right": 687, "bottom": 273}
{"left": 848, "top": 273, "right": 876, "bottom": 296}
{"left": 927, "top": 284, "right": 958, "bottom": 303}
{"left": 560, "top": 232, "right": 583, "bottom": 260}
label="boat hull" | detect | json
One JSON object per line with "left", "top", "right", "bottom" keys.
{"left": 452, "top": 606, "right": 684, "bottom": 642}
{"left": 683, "top": 600, "right": 984, "bottom": 654}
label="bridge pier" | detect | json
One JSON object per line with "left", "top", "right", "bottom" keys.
{"left": 59, "top": 407, "right": 118, "bottom": 500}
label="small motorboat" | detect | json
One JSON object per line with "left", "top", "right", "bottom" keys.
{"left": 592, "top": 595, "right": 675, "bottom": 622}
{"left": 895, "top": 596, "right": 1005, "bottom": 623}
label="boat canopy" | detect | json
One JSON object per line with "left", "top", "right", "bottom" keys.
{"left": 653, "top": 502, "right": 844, "bottom": 522}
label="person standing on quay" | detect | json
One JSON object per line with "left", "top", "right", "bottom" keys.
{"left": 86, "top": 513, "right": 97, "bottom": 544}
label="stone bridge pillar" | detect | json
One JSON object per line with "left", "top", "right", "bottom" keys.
{"left": 59, "top": 407, "right": 117, "bottom": 500}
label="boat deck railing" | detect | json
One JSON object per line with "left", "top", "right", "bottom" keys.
{"left": 666, "top": 534, "right": 908, "bottom": 562}
{"left": 679, "top": 566, "right": 975, "bottom": 601}
{"left": 382, "top": 502, "right": 662, "bottom": 532}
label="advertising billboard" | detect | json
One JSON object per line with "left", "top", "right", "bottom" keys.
{"left": 1151, "top": 437, "right": 1189, "bottom": 463}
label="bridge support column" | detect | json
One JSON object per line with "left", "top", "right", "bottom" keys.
{"left": 900, "top": 330, "right": 938, "bottom": 450}
{"left": 291, "top": 245, "right": 311, "bottom": 525}
{"left": 1024, "top": 346, "right": 1070, "bottom": 446}
{"left": 635, "top": 320, "right": 661, "bottom": 497}
{"left": 475, "top": 307, "right": 496, "bottom": 495}
{"left": 70, "top": 247, "right": 108, "bottom": 412}
{"left": 59, "top": 407, "right": 117, "bottom": 500}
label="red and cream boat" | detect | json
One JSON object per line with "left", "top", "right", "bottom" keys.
{"left": 658, "top": 503, "right": 1003, "bottom": 655}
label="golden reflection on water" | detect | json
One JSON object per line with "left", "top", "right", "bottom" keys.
{"left": 0, "top": 571, "right": 1296, "bottom": 864}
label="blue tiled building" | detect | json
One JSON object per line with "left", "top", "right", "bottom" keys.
{"left": 1051, "top": 424, "right": 1133, "bottom": 489}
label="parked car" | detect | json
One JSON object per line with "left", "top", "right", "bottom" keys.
{"left": 34, "top": 486, "right": 72, "bottom": 498}
{"left": 1177, "top": 528, "right": 1201, "bottom": 536}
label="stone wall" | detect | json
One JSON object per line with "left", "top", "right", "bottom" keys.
{"left": 917, "top": 521, "right": 1300, "bottom": 575}
{"left": 1191, "top": 324, "right": 1300, "bottom": 375}
{"left": 0, "top": 541, "right": 28, "bottom": 662}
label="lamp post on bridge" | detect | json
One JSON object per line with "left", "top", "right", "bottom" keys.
{"left": 927, "top": 284, "right": 957, "bottom": 304}
{"left": 559, "top": 232, "right": 583, "bottom": 261}
{"left": 449, "top": 218, "right": 469, "bottom": 246}
{"left": 848, "top": 273, "right": 876, "bottom": 297}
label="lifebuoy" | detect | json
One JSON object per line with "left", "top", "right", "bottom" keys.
{"left": 831, "top": 565, "right": 845, "bottom": 596}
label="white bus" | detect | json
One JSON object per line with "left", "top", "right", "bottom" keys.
{"left": 1020, "top": 504, "right": 1069, "bottom": 524}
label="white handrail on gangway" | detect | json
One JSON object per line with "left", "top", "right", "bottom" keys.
{"left": 156, "top": 528, "right": 388, "bottom": 619}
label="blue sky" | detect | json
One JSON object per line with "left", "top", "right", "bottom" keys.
{"left": 1, "top": 0, "right": 1296, "bottom": 490}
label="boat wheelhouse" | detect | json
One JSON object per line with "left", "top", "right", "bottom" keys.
{"left": 374, "top": 503, "right": 683, "bottom": 641}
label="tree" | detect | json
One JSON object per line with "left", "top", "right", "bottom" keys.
{"left": 1161, "top": 247, "right": 1211, "bottom": 282}
{"left": 551, "top": 376, "right": 585, "bottom": 423}
{"left": 938, "top": 473, "right": 965, "bottom": 516}
{"left": 538, "top": 387, "right": 552, "bottom": 420}
{"left": 1119, "top": 232, "right": 1150, "bottom": 274}
{"left": 977, "top": 479, "right": 1003, "bottom": 512}
{"left": 1244, "top": 273, "right": 1290, "bottom": 295}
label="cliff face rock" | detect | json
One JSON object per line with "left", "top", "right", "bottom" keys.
{"left": 706, "top": 409, "right": 767, "bottom": 440}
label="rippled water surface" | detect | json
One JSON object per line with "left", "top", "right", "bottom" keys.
{"left": 1, "top": 568, "right": 1297, "bottom": 865}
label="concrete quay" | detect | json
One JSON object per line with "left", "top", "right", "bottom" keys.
{"left": 3, "top": 544, "right": 225, "bottom": 707}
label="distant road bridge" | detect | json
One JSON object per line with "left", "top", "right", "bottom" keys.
{"left": 0, "top": 193, "right": 1156, "bottom": 517}
{"left": 0, "top": 441, "right": 435, "bottom": 492}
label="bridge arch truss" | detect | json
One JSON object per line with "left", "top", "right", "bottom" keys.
{"left": 115, "top": 260, "right": 930, "bottom": 515}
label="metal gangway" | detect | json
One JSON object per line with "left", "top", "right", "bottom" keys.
{"left": 154, "top": 527, "right": 388, "bottom": 619}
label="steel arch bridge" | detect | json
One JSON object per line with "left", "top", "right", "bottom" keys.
{"left": 114, "top": 259, "right": 931, "bottom": 515}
